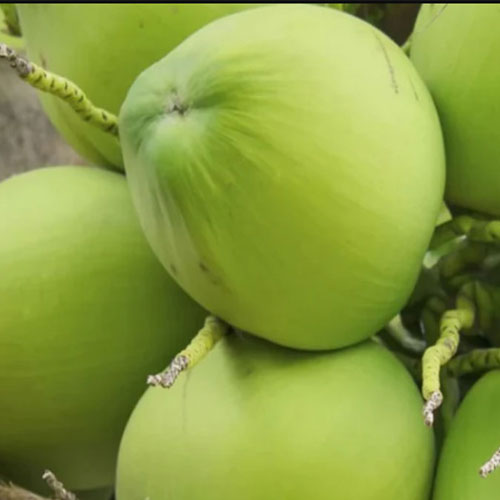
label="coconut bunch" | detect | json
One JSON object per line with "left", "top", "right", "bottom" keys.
{"left": 0, "top": 4, "right": 499, "bottom": 500}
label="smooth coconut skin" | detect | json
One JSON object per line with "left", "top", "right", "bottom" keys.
{"left": 120, "top": 4, "right": 445, "bottom": 351}
{"left": 116, "top": 336, "right": 435, "bottom": 500}
{"left": 410, "top": 4, "right": 500, "bottom": 217}
{"left": 433, "top": 370, "right": 500, "bottom": 499}
{"left": 0, "top": 167, "right": 206, "bottom": 496}
{"left": 16, "top": 4, "right": 257, "bottom": 168}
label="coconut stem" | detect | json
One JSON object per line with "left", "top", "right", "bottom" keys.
{"left": 0, "top": 43, "right": 118, "bottom": 136}
{"left": 438, "top": 242, "right": 491, "bottom": 281}
{"left": 421, "top": 287, "right": 475, "bottom": 426}
{"left": 0, "top": 471, "right": 77, "bottom": 500}
{"left": 386, "top": 315, "right": 426, "bottom": 354}
{"left": 431, "top": 214, "right": 500, "bottom": 250}
{"left": 42, "top": 471, "right": 77, "bottom": 500}
{"left": 446, "top": 348, "right": 500, "bottom": 377}
{"left": 147, "top": 315, "right": 229, "bottom": 388}
{"left": 480, "top": 447, "right": 500, "bottom": 478}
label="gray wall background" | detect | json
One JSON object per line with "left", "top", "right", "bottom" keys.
{"left": 0, "top": 60, "right": 85, "bottom": 182}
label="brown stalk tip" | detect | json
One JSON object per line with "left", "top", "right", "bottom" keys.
{"left": 42, "top": 471, "right": 77, "bottom": 500}
{"left": 422, "top": 391, "right": 443, "bottom": 427}
{"left": 479, "top": 448, "right": 500, "bottom": 478}
{"left": 147, "top": 354, "right": 189, "bottom": 389}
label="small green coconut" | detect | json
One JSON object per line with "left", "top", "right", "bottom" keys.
{"left": 0, "top": 166, "right": 206, "bottom": 496}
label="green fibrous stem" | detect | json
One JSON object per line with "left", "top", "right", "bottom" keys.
{"left": 431, "top": 215, "right": 500, "bottom": 250}
{"left": 0, "top": 43, "right": 118, "bottom": 136}
{"left": 446, "top": 348, "right": 500, "bottom": 377}
{"left": 421, "top": 287, "right": 475, "bottom": 426}
{"left": 0, "top": 4, "right": 21, "bottom": 36}
{"left": 147, "top": 316, "right": 229, "bottom": 388}
{"left": 42, "top": 471, "right": 77, "bottom": 500}
{"left": 386, "top": 315, "right": 425, "bottom": 354}
{"left": 438, "top": 242, "right": 492, "bottom": 282}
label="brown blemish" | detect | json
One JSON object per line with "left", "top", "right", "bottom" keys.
{"left": 199, "top": 261, "right": 222, "bottom": 286}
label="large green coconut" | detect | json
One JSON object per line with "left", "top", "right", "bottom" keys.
{"left": 410, "top": 4, "right": 500, "bottom": 217}
{"left": 0, "top": 166, "right": 206, "bottom": 496}
{"left": 116, "top": 336, "right": 435, "bottom": 500}
{"left": 16, "top": 4, "right": 257, "bottom": 168}
{"left": 433, "top": 370, "right": 500, "bottom": 499}
{"left": 119, "top": 4, "right": 445, "bottom": 351}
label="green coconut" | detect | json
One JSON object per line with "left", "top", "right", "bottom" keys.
{"left": 119, "top": 4, "right": 445, "bottom": 350}
{"left": 433, "top": 370, "right": 500, "bottom": 499}
{"left": 15, "top": 4, "right": 257, "bottom": 168}
{"left": 0, "top": 5, "right": 23, "bottom": 48}
{"left": 410, "top": 4, "right": 500, "bottom": 217}
{"left": 0, "top": 166, "right": 206, "bottom": 496}
{"left": 116, "top": 336, "right": 435, "bottom": 500}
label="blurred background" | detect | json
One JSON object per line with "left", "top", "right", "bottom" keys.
{"left": 0, "top": 3, "right": 419, "bottom": 182}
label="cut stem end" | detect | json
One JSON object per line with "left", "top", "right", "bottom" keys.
{"left": 147, "top": 315, "right": 229, "bottom": 389}
{"left": 422, "top": 391, "right": 443, "bottom": 427}
{"left": 42, "top": 471, "right": 77, "bottom": 500}
{"left": 480, "top": 447, "right": 500, "bottom": 478}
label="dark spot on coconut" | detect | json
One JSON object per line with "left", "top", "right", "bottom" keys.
{"left": 373, "top": 32, "right": 399, "bottom": 95}
{"left": 199, "top": 261, "right": 222, "bottom": 286}
{"left": 242, "top": 365, "right": 254, "bottom": 378}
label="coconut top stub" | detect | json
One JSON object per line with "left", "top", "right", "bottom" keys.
{"left": 120, "top": 4, "right": 445, "bottom": 350}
